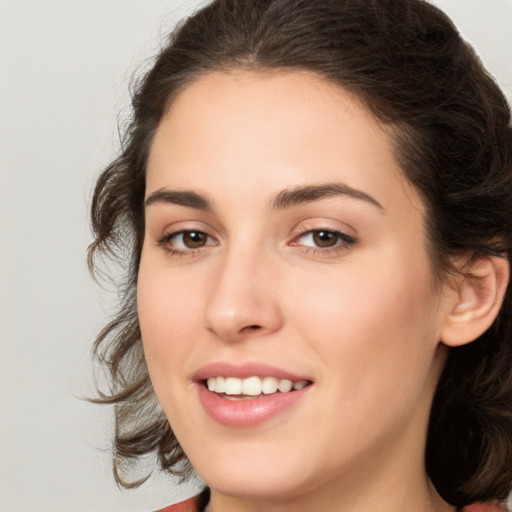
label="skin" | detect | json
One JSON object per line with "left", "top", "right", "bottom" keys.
{"left": 138, "top": 70, "right": 459, "bottom": 512}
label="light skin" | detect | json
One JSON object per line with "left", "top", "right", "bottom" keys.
{"left": 137, "top": 70, "right": 508, "bottom": 512}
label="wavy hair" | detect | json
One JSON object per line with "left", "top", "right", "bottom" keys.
{"left": 88, "top": 0, "right": 512, "bottom": 507}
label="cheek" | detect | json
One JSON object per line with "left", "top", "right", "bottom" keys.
{"left": 289, "top": 253, "right": 440, "bottom": 390}
{"left": 285, "top": 260, "right": 442, "bottom": 456}
{"left": 136, "top": 259, "right": 203, "bottom": 392}
{"left": 138, "top": 249, "right": 205, "bottom": 334}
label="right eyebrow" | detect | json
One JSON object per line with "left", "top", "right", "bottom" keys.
{"left": 144, "top": 188, "right": 212, "bottom": 210}
{"left": 271, "top": 182, "right": 384, "bottom": 211}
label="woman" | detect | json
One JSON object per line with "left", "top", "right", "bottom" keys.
{"left": 88, "top": 0, "right": 512, "bottom": 511}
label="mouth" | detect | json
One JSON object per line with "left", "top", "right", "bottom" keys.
{"left": 204, "top": 376, "right": 311, "bottom": 400}
{"left": 194, "top": 363, "right": 314, "bottom": 427}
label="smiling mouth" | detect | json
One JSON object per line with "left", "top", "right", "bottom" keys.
{"left": 205, "top": 376, "right": 311, "bottom": 400}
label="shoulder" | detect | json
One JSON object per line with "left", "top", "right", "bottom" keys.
{"left": 154, "top": 495, "right": 202, "bottom": 512}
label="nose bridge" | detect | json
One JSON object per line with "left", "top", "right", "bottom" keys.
{"left": 203, "top": 238, "right": 282, "bottom": 341}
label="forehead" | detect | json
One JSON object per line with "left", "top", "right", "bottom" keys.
{"left": 152, "top": 70, "right": 385, "bottom": 162}
{"left": 147, "top": 70, "right": 424, "bottom": 219}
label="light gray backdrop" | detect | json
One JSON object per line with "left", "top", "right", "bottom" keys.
{"left": 1, "top": 1, "right": 511, "bottom": 511}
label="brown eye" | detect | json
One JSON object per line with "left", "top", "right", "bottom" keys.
{"left": 158, "top": 230, "right": 217, "bottom": 253}
{"left": 182, "top": 231, "right": 208, "bottom": 248}
{"left": 312, "top": 230, "right": 339, "bottom": 248}
{"left": 293, "top": 229, "right": 356, "bottom": 252}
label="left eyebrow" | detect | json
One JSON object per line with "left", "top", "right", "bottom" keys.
{"left": 271, "top": 183, "right": 384, "bottom": 211}
{"left": 144, "top": 188, "right": 212, "bottom": 210}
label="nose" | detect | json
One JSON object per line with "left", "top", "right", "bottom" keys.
{"left": 203, "top": 247, "right": 283, "bottom": 342}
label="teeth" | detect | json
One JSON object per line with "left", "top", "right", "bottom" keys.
{"left": 278, "top": 379, "right": 293, "bottom": 392}
{"left": 225, "top": 377, "right": 242, "bottom": 395}
{"left": 242, "top": 376, "right": 262, "bottom": 396}
{"left": 215, "top": 376, "right": 225, "bottom": 393}
{"left": 262, "top": 376, "right": 278, "bottom": 394}
{"left": 206, "top": 376, "right": 309, "bottom": 396}
{"left": 293, "top": 380, "right": 308, "bottom": 390}
{"left": 207, "top": 376, "right": 226, "bottom": 392}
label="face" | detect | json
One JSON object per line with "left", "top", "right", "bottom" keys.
{"left": 138, "top": 71, "right": 450, "bottom": 503}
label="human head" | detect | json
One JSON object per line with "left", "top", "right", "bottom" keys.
{"left": 89, "top": 0, "right": 512, "bottom": 507}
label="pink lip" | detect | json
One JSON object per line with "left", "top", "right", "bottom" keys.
{"left": 193, "top": 362, "right": 313, "bottom": 428}
{"left": 196, "top": 382, "right": 311, "bottom": 427}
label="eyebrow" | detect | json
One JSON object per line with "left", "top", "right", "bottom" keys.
{"left": 272, "top": 183, "right": 384, "bottom": 211}
{"left": 144, "top": 182, "right": 383, "bottom": 212}
{"left": 145, "top": 189, "right": 212, "bottom": 210}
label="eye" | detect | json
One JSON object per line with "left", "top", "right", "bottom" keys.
{"left": 301, "top": 230, "right": 340, "bottom": 248}
{"left": 174, "top": 231, "right": 210, "bottom": 249}
{"left": 157, "top": 230, "right": 217, "bottom": 253}
{"left": 293, "top": 229, "right": 355, "bottom": 250}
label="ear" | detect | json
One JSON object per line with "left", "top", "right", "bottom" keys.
{"left": 440, "top": 255, "right": 509, "bottom": 347}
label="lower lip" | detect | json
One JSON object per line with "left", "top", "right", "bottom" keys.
{"left": 196, "top": 383, "right": 311, "bottom": 427}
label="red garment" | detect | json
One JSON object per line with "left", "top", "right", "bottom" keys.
{"left": 155, "top": 495, "right": 509, "bottom": 512}
{"left": 156, "top": 495, "right": 202, "bottom": 512}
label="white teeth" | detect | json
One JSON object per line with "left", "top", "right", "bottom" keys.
{"left": 242, "top": 376, "right": 262, "bottom": 396}
{"left": 224, "top": 377, "right": 242, "bottom": 395}
{"left": 206, "top": 376, "right": 309, "bottom": 396}
{"left": 261, "top": 376, "right": 278, "bottom": 394}
{"left": 278, "top": 379, "right": 293, "bottom": 392}
{"left": 215, "top": 376, "right": 225, "bottom": 393}
{"left": 293, "top": 380, "right": 308, "bottom": 390}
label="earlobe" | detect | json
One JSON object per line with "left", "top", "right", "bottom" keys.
{"left": 440, "top": 255, "right": 510, "bottom": 347}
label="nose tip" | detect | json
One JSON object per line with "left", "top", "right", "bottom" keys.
{"left": 203, "top": 261, "right": 283, "bottom": 342}
{"left": 204, "top": 301, "right": 278, "bottom": 342}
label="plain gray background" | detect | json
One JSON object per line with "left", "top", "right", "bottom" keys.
{"left": 1, "top": 1, "right": 511, "bottom": 511}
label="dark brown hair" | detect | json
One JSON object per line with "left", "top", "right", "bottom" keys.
{"left": 88, "top": 0, "right": 512, "bottom": 507}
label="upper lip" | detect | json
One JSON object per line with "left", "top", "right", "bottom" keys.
{"left": 192, "top": 361, "right": 312, "bottom": 382}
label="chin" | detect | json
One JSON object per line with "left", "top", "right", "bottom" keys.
{"left": 189, "top": 444, "right": 316, "bottom": 500}
{"left": 200, "top": 470, "right": 312, "bottom": 502}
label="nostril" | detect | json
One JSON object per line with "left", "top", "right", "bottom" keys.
{"left": 247, "top": 325, "right": 261, "bottom": 330}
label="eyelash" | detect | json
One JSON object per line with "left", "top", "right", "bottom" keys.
{"left": 156, "top": 230, "right": 217, "bottom": 257}
{"left": 291, "top": 228, "right": 356, "bottom": 255}
{"left": 156, "top": 228, "right": 356, "bottom": 257}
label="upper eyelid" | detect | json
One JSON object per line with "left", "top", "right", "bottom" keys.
{"left": 154, "top": 220, "right": 218, "bottom": 238}
{"left": 293, "top": 228, "right": 355, "bottom": 243}
{"left": 292, "top": 221, "right": 356, "bottom": 239}
{"left": 296, "top": 227, "right": 346, "bottom": 236}
{"left": 158, "top": 229, "right": 216, "bottom": 242}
